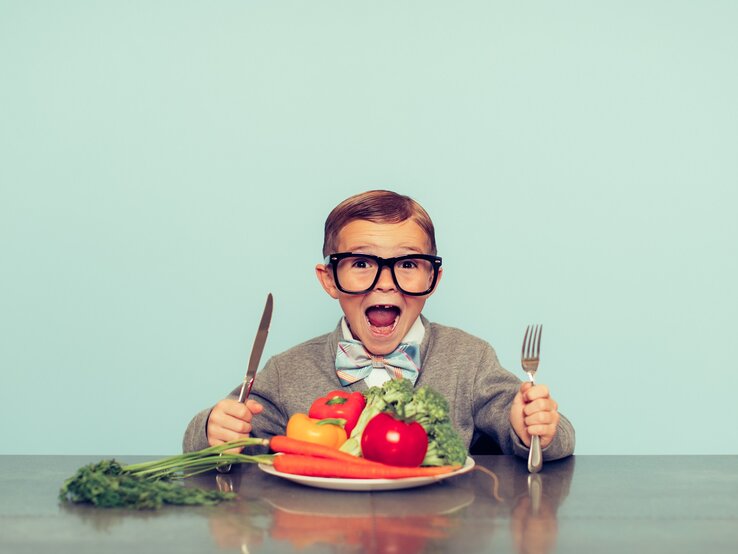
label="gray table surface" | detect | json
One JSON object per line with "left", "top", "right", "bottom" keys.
{"left": 1, "top": 455, "right": 736, "bottom": 553}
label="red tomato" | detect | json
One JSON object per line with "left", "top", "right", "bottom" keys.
{"left": 360, "top": 413, "right": 428, "bottom": 467}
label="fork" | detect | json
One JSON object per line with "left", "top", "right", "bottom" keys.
{"left": 521, "top": 324, "right": 543, "bottom": 473}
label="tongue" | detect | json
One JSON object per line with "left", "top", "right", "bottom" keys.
{"left": 366, "top": 307, "right": 399, "bottom": 328}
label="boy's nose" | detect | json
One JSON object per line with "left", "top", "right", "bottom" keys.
{"left": 374, "top": 265, "right": 397, "bottom": 292}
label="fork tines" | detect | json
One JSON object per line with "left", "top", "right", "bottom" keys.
{"left": 522, "top": 324, "right": 542, "bottom": 361}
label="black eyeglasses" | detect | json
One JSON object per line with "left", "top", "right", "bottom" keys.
{"left": 325, "top": 252, "right": 442, "bottom": 296}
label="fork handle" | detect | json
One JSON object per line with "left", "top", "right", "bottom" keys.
{"left": 528, "top": 435, "right": 542, "bottom": 473}
{"left": 526, "top": 372, "right": 543, "bottom": 473}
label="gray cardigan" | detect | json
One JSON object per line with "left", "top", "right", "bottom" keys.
{"left": 183, "top": 317, "right": 575, "bottom": 460}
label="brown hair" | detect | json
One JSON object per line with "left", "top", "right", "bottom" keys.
{"left": 322, "top": 190, "right": 437, "bottom": 257}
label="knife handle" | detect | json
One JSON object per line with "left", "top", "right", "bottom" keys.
{"left": 237, "top": 377, "right": 255, "bottom": 403}
{"left": 218, "top": 378, "right": 255, "bottom": 474}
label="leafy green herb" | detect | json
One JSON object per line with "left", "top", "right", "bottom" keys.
{"left": 59, "top": 438, "right": 272, "bottom": 510}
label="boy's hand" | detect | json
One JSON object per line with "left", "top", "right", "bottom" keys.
{"left": 510, "top": 382, "right": 560, "bottom": 449}
{"left": 207, "top": 398, "right": 264, "bottom": 452}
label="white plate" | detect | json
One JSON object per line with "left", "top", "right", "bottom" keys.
{"left": 258, "top": 456, "right": 475, "bottom": 491}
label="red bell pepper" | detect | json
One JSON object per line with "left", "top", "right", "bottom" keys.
{"left": 309, "top": 390, "right": 366, "bottom": 435}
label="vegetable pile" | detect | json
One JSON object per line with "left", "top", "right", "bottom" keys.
{"left": 285, "top": 380, "right": 468, "bottom": 468}
{"left": 339, "top": 378, "right": 468, "bottom": 467}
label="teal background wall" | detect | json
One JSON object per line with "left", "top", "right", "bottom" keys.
{"left": 2, "top": 1, "right": 736, "bottom": 455}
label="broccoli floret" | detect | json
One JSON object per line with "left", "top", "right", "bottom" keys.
{"left": 378, "top": 377, "right": 415, "bottom": 411}
{"left": 422, "top": 421, "right": 468, "bottom": 466}
{"left": 397, "top": 385, "right": 449, "bottom": 427}
{"left": 362, "top": 385, "right": 387, "bottom": 411}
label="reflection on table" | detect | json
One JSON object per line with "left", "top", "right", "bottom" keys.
{"left": 202, "top": 456, "right": 575, "bottom": 554}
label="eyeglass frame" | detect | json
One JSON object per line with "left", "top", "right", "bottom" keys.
{"left": 324, "top": 252, "right": 443, "bottom": 296}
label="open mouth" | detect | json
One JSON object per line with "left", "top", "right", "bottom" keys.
{"left": 365, "top": 305, "right": 401, "bottom": 336}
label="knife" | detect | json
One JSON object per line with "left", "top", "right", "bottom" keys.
{"left": 236, "top": 292, "right": 273, "bottom": 403}
{"left": 217, "top": 293, "right": 274, "bottom": 473}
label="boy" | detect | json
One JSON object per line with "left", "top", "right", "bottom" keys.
{"left": 184, "top": 190, "right": 575, "bottom": 460}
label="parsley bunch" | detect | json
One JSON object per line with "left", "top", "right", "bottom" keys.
{"left": 60, "top": 438, "right": 272, "bottom": 510}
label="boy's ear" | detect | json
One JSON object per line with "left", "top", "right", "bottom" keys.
{"left": 315, "top": 264, "right": 340, "bottom": 299}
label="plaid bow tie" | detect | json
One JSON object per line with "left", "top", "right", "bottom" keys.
{"left": 335, "top": 340, "right": 421, "bottom": 386}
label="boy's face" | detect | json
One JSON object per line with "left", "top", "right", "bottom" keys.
{"left": 316, "top": 219, "right": 442, "bottom": 356}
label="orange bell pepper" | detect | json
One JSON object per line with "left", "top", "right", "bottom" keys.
{"left": 286, "top": 414, "right": 348, "bottom": 449}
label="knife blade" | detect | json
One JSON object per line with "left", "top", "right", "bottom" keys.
{"left": 237, "top": 292, "right": 273, "bottom": 403}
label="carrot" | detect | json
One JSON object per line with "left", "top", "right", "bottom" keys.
{"left": 272, "top": 454, "right": 459, "bottom": 479}
{"left": 269, "top": 435, "right": 377, "bottom": 465}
